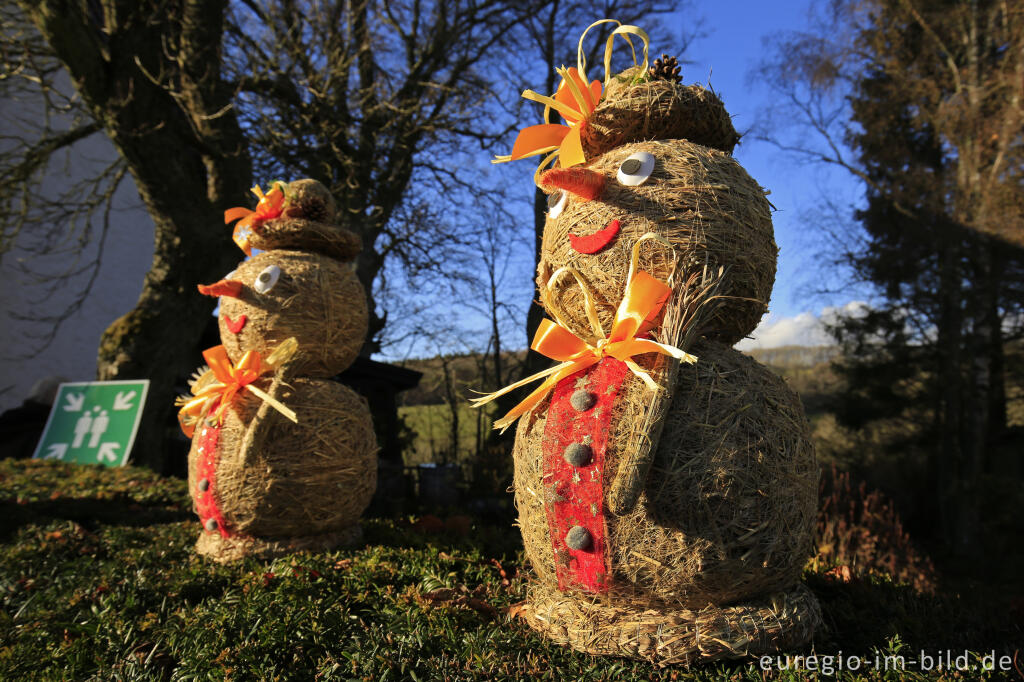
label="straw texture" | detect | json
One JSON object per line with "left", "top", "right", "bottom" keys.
{"left": 513, "top": 340, "right": 818, "bottom": 606}
{"left": 188, "top": 177, "right": 377, "bottom": 563}
{"left": 188, "top": 376, "right": 377, "bottom": 562}
{"left": 520, "top": 580, "right": 821, "bottom": 667}
{"left": 283, "top": 178, "right": 338, "bottom": 222}
{"left": 506, "top": 58, "right": 817, "bottom": 665}
{"left": 538, "top": 140, "right": 777, "bottom": 346}
{"left": 583, "top": 66, "right": 740, "bottom": 159}
{"left": 218, "top": 250, "right": 367, "bottom": 378}
{"left": 249, "top": 217, "right": 362, "bottom": 262}
{"left": 195, "top": 524, "right": 363, "bottom": 564}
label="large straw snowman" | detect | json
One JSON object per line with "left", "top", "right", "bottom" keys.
{"left": 476, "top": 22, "right": 821, "bottom": 666}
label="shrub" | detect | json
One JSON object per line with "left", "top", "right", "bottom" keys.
{"left": 813, "top": 462, "right": 938, "bottom": 593}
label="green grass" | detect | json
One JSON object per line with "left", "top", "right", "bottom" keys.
{"left": 398, "top": 403, "right": 490, "bottom": 467}
{"left": 0, "top": 459, "right": 1019, "bottom": 681}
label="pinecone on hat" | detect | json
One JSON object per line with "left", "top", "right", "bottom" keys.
{"left": 649, "top": 53, "right": 682, "bottom": 84}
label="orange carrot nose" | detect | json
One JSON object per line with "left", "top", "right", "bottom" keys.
{"left": 198, "top": 279, "right": 244, "bottom": 299}
{"left": 540, "top": 167, "right": 606, "bottom": 202}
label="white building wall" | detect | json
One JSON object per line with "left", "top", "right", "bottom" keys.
{"left": 0, "top": 76, "right": 154, "bottom": 412}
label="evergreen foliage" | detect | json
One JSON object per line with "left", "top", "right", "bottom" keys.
{"left": 762, "top": 0, "right": 1024, "bottom": 555}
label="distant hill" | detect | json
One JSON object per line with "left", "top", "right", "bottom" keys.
{"left": 746, "top": 345, "right": 839, "bottom": 369}
{"left": 395, "top": 345, "right": 839, "bottom": 408}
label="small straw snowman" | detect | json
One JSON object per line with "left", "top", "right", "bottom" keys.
{"left": 177, "top": 179, "right": 377, "bottom": 562}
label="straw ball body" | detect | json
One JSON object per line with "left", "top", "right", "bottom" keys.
{"left": 538, "top": 140, "right": 777, "bottom": 345}
{"left": 513, "top": 340, "right": 818, "bottom": 608}
{"left": 187, "top": 376, "right": 377, "bottom": 550}
{"left": 218, "top": 250, "right": 367, "bottom": 377}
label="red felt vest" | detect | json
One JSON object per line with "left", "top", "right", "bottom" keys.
{"left": 541, "top": 356, "right": 628, "bottom": 592}
{"left": 192, "top": 402, "right": 231, "bottom": 538}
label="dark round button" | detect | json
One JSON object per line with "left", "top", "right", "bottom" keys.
{"left": 620, "top": 158, "right": 642, "bottom": 175}
{"left": 563, "top": 443, "right": 593, "bottom": 467}
{"left": 259, "top": 271, "right": 272, "bottom": 282}
{"left": 565, "top": 526, "right": 592, "bottom": 550}
{"left": 204, "top": 518, "right": 218, "bottom": 531}
{"left": 198, "top": 478, "right": 210, "bottom": 492}
{"left": 570, "top": 389, "right": 597, "bottom": 412}
{"left": 547, "top": 190, "right": 564, "bottom": 208}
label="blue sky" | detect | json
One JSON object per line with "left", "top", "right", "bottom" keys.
{"left": 682, "top": 0, "right": 865, "bottom": 341}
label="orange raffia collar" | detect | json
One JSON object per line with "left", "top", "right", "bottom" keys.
{"left": 223, "top": 182, "right": 287, "bottom": 256}
{"left": 493, "top": 20, "right": 650, "bottom": 175}
{"left": 176, "top": 339, "right": 298, "bottom": 438}
{"left": 471, "top": 234, "right": 694, "bottom": 432}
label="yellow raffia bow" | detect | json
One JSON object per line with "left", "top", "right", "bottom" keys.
{"left": 471, "top": 234, "right": 694, "bottom": 432}
{"left": 176, "top": 338, "right": 299, "bottom": 438}
{"left": 493, "top": 19, "right": 650, "bottom": 172}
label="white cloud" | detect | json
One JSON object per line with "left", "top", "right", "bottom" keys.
{"left": 735, "top": 301, "right": 867, "bottom": 350}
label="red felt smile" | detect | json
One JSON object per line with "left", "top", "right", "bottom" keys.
{"left": 569, "top": 219, "right": 620, "bottom": 254}
{"left": 225, "top": 314, "right": 247, "bottom": 334}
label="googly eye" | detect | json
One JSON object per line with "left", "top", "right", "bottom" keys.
{"left": 616, "top": 152, "right": 656, "bottom": 186}
{"left": 546, "top": 190, "right": 568, "bottom": 218}
{"left": 253, "top": 265, "right": 281, "bottom": 294}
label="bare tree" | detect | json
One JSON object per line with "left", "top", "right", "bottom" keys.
{"left": 224, "top": 0, "right": 540, "bottom": 354}
{"left": 9, "top": 0, "right": 253, "bottom": 472}
{"left": 2, "top": 0, "right": 541, "bottom": 471}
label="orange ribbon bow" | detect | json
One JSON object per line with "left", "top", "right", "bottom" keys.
{"left": 224, "top": 183, "right": 287, "bottom": 256}
{"left": 471, "top": 268, "right": 695, "bottom": 432}
{"left": 506, "top": 67, "right": 602, "bottom": 170}
{"left": 176, "top": 342, "right": 298, "bottom": 438}
{"left": 494, "top": 20, "right": 650, "bottom": 173}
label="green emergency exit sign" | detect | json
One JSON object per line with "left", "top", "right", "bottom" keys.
{"left": 32, "top": 380, "right": 150, "bottom": 467}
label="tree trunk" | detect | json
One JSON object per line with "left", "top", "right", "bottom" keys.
{"left": 489, "top": 267, "right": 504, "bottom": 389}
{"left": 353, "top": 240, "right": 385, "bottom": 357}
{"left": 984, "top": 244, "right": 1008, "bottom": 440}
{"left": 935, "top": 222, "right": 964, "bottom": 544}
{"left": 24, "top": 0, "right": 252, "bottom": 474}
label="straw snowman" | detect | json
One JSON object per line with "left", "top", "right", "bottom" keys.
{"left": 476, "top": 22, "right": 821, "bottom": 665}
{"left": 177, "top": 179, "right": 377, "bottom": 562}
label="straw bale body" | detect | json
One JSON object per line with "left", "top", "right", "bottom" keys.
{"left": 513, "top": 340, "right": 818, "bottom": 607}
{"left": 188, "top": 376, "right": 377, "bottom": 562}
{"left": 188, "top": 178, "right": 377, "bottom": 562}
{"left": 500, "top": 50, "right": 819, "bottom": 663}
{"left": 217, "top": 250, "right": 367, "bottom": 377}
{"left": 538, "top": 140, "right": 777, "bottom": 345}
